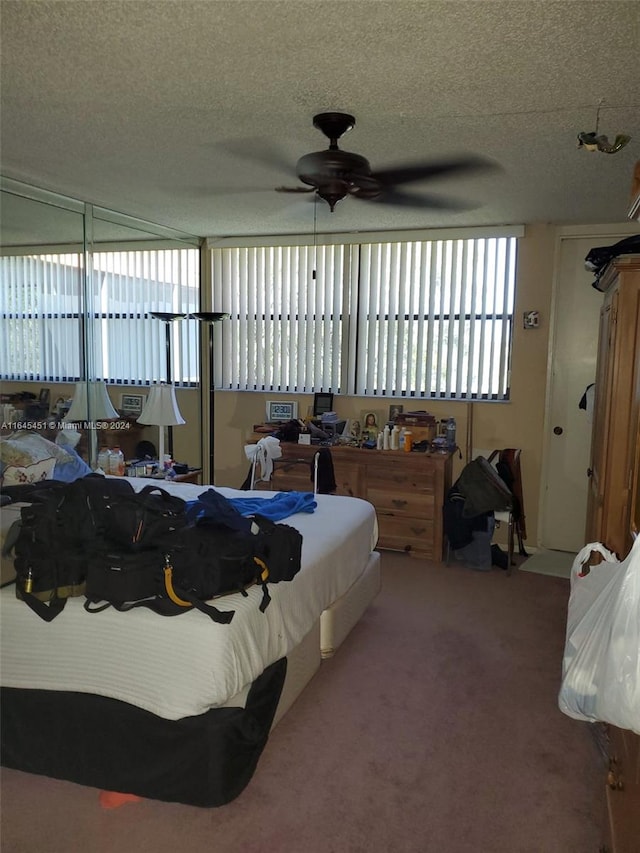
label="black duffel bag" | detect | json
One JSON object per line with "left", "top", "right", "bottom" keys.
{"left": 85, "top": 522, "right": 272, "bottom": 624}
{"left": 101, "top": 484, "right": 187, "bottom": 550}
{"left": 248, "top": 515, "right": 303, "bottom": 582}
{"left": 11, "top": 474, "right": 135, "bottom": 621}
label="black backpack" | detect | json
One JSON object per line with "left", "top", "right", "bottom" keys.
{"left": 83, "top": 508, "right": 303, "bottom": 624}
{"left": 84, "top": 521, "right": 273, "bottom": 624}
{"left": 248, "top": 515, "right": 303, "bottom": 583}
{"left": 99, "top": 483, "right": 187, "bottom": 550}
{"left": 10, "top": 475, "right": 135, "bottom": 621}
{"left": 183, "top": 489, "right": 303, "bottom": 582}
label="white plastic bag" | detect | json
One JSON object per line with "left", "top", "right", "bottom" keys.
{"left": 558, "top": 535, "right": 640, "bottom": 734}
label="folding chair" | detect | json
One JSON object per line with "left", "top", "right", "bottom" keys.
{"left": 487, "top": 449, "right": 527, "bottom": 572}
{"left": 249, "top": 447, "right": 320, "bottom": 494}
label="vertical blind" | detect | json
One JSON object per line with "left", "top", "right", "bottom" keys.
{"left": 212, "top": 244, "right": 355, "bottom": 392}
{"left": 91, "top": 247, "right": 200, "bottom": 385}
{"left": 0, "top": 253, "right": 83, "bottom": 381}
{"left": 0, "top": 246, "right": 200, "bottom": 385}
{"left": 212, "top": 233, "right": 517, "bottom": 399}
{"left": 2, "top": 234, "right": 517, "bottom": 397}
{"left": 356, "top": 236, "right": 516, "bottom": 398}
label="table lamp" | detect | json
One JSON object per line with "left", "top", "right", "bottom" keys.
{"left": 137, "top": 383, "right": 186, "bottom": 470}
{"left": 63, "top": 380, "right": 120, "bottom": 469}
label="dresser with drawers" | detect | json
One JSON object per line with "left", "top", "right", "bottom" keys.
{"left": 254, "top": 441, "right": 453, "bottom": 560}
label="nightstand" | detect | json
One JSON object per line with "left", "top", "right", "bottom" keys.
{"left": 172, "top": 469, "right": 202, "bottom": 485}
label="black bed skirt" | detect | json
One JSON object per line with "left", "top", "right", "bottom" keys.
{"left": 0, "top": 658, "right": 287, "bottom": 807}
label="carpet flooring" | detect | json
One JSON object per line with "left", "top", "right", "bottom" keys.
{"left": 0, "top": 551, "right": 604, "bottom": 853}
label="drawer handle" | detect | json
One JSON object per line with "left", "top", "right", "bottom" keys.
{"left": 391, "top": 499, "right": 408, "bottom": 508}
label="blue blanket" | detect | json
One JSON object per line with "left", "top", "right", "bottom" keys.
{"left": 186, "top": 488, "right": 317, "bottom": 528}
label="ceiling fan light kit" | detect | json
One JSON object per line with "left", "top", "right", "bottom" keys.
{"left": 577, "top": 130, "right": 632, "bottom": 154}
{"left": 276, "top": 111, "right": 495, "bottom": 212}
{"left": 577, "top": 99, "right": 632, "bottom": 154}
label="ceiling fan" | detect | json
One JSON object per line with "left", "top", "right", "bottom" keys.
{"left": 274, "top": 112, "right": 496, "bottom": 212}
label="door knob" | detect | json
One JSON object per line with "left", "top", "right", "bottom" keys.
{"left": 553, "top": 426, "right": 563, "bottom": 435}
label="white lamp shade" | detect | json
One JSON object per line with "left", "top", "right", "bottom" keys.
{"left": 137, "top": 384, "right": 185, "bottom": 427}
{"left": 64, "top": 380, "right": 119, "bottom": 422}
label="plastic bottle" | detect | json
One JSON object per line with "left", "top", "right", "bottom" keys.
{"left": 391, "top": 425, "right": 400, "bottom": 450}
{"left": 446, "top": 418, "right": 457, "bottom": 450}
{"left": 376, "top": 430, "right": 384, "bottom": 450}
{"left": 399, "top": 427, "right": 406, "bottom": 450}
{"left": 97, "top": 446, "right": 111, "bottom": 474}
{"left": 404, "top": 430, "right": 413, "bottom": 452}
{"left": 383, "top": 424, "right": 390, "bottom": 450}
{"left": 108, "top": 445, "right": 125, "bottom": 476}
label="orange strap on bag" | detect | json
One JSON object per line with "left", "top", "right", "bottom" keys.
{"left": 163, "top": 555, "right": 269, "bottom": 608}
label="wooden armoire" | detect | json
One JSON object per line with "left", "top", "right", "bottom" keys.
{"left": 584, "top": 253, "right": 640, "bottom": 853}
{"left": 586, "top": 253, "right": 640, "bottom": 559}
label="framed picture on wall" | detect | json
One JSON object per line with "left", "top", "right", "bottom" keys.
{"left": 388, "top": 404, "right": 403, "bottom": 422}
{"left": 120, "top": 393, "right": 146, "bottom": 417}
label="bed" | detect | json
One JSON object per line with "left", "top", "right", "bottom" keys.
{"left": 0, "top": 478, "right": 381, "bottom": 806}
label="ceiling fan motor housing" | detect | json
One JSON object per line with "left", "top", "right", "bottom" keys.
{"left": 296, "top": 149, "right": 381, "bottom": 208}
{"left": 283, "top": 110, "right": 491, "bottom": 211}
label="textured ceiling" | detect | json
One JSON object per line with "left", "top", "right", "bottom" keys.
{"left": 1, "top": 0, "right": 639, "bottom": 240}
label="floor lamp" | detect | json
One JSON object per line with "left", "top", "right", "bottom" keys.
{"left": 191, "top": 312, "right": 229, "bottom": 483}
{"left": 150, "top": 311, "right": 186, "bottom": 458}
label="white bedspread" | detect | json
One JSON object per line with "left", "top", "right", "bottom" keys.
{"left": 0, "top": 482, "right": 378, "bottom": 720}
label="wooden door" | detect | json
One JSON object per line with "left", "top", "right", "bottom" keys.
{"left": 542, "top": 236, "right": 606, "bottom": 551}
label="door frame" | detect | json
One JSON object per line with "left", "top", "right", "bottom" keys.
{"left": 538, "top": 222, "right": 639, "bottom": 550}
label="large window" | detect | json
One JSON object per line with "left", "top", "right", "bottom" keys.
{"left": 1, "top": 253, "right": 84, "bottom": 381}
{"left": 0, "top": 246, "right": 200, "bottom": 385}
{"left": 212, "top": 229, "right": 520, "bottom": 400}
{"left": 212, "top": 243, "right": 355, "bottom": 393}
{"left": 91, "top": 247, "right": 200, "bottom": 385}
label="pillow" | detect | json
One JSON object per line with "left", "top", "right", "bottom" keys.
{"left": 1, "top": 457, "right": 57, "bottom": 486}
{"left": 55, "top": 428, "right": 81, "bottom": 450}
{"left": 52, "top": 445, "right": 92, "bottom": 482}
{"left": 0, "top": 432, "right": 73, "bottom": 468}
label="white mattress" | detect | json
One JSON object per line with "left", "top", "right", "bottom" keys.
{"left": 270, "top": 618, "right": 321, "bottom": 729}
{"left": 0, "top": 482, "right": 377, "bottom": 721}
{"left": 320, "top": 551, "right": 381, "bottom": 658}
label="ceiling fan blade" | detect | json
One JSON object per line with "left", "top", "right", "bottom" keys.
{"left": 356, "top": 188, "right": 477, "bottom": 210}
{"left": 175, "top": 185, "right": 275, "bottom": 197}
{"left": 372, "top": 155, "right": 497, "bottom": 187}
{"left": 213, "top": 137, "right": 295, "bottom": 176}
{"left": 275, "top": 186, "right": 316, "bottom": 194}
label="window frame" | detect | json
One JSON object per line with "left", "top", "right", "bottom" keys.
{"left": 209, "top": 226, "right": 522, "bottom": 401}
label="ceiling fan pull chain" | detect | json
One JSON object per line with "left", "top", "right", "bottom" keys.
{"left": 312, "top": 197, "right": 318, "bottom": 279}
